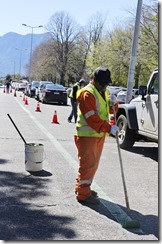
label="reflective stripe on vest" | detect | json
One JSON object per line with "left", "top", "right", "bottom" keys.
{"left": 84, "top": 110, "right": 97, "bottom": 119}
{"left": 76, "top": 83, "right": 110, "bottom": 137}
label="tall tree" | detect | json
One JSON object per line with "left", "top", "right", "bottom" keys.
{"left": 103, "top": 25, "right": 133, "bottom": 86}
{"left": 45, "top": 11, "right": 79, "bottom": 85}
{"left": 26, "top": 2, "right": 158, "bottom": 87}
{"left": 85, "top": 12, "right": 106, "bottom": 73}
{"left": 31, "top": 40, "right": 58, "bottom": 81}
{"left": 137, "top": 2, "right": 158, "bottom": 81}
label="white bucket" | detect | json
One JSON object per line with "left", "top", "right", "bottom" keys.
{"left": 25, "top": 143, "right": 44, "bottom": 172}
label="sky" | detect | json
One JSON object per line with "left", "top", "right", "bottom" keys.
{"left": 0, "top": 0, "right": 154, "bottom": 36}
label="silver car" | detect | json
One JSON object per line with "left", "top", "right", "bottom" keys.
{"left": 35, "top": 81, "right": 53, "bottom": 100}
{"left": 117, "top": 88, "right": 139, "bottom": 104}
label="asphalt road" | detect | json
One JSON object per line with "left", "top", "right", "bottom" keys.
{"left": 0, "top": 88, "right": 158, "bottom": 241}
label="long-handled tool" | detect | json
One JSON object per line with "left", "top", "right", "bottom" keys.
{"left": 112, "top": 105, "right": 140, "bottom": 229}
{"left": 7, "top": 114, "right": 27, "bottom": 144}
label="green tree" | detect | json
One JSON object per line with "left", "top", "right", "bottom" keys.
{"left": 103, "top": 25, "right": 133, "bottom": 86}
{"left": 6, "top": 74, "right": 11, "bottom": 81}
{"left": 137, "top": 2, "right": 158, "bottom": 85}
{"left": 26, "top": 2, "right": 158, "bottom": 87}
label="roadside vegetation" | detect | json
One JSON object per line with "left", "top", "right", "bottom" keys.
{"left": 6, "top": 1, "right": 158, "bottom": 88}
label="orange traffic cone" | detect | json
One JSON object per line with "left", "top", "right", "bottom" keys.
{"left": 24, "top": 97, "right": 28, "bottom": 105}
{"left": 35, "top": 101, "right": 41, "bottom": 112}
{"left": 52, "top": 110, "right": 59, "bottom": 124}
{"left": 109, "top": 114, "right": 115, "bottom": 125}
{"left": 13, "top": 90, "right": 17, "bottom": 97}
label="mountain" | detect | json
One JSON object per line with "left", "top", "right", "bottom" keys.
{"left": 0, "top": 32, "right": 48, "bottom": 78}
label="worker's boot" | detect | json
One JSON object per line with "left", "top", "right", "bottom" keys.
{"left": 77, "top": 195, "right": 100, "bottom": 205}
{"left": 91, "top": 190, "right": 98, "bottom": 197}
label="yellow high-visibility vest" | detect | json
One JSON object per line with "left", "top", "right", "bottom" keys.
{"left": 76, "top": 83, "right": 110, "bottom": 137}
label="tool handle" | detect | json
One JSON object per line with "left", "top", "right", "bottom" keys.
{"left": 7, "top": 114, "right": 27, "bottom": 144}
{"left": 112, "top": 105, "right": 130, "bottom": 210}
{"left": 116, "top": 130, "right": 130, "bottom": 210}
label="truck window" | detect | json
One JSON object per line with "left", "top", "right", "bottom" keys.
{"left": 148, "top": 72, "right": 158, "bottom": 95}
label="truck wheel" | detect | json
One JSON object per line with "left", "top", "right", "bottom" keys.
{"left": 117, "top": 114, "right": 135, "bottom": 149}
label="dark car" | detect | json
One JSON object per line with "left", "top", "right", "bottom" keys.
{"left": 35, "top": 81, "right": 53, "bottom": 100}
{"left": 28, "top": 81, "right": 40, "bottom": 97}
{"left": 39, "top": 83, "right": 68, "bottom": 105}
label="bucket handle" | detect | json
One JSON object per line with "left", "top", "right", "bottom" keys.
{"left": 25, "top": 151, "right": 46, "bottom": 164}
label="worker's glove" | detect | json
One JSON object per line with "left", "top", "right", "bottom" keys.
{"left": 110, "top": 125, "right": 119, "bottom": 136}
{"left": 110, "top": 94, "right": 117, "bottom": 105}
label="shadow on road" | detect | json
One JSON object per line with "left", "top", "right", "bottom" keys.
{"left": 28, "top": 169, "right": 53, "bottom": 177}
{"left": 0, "top": 171, "right": 76, "bottom": 241}
{"left": 79, "top": 199, "right": 158, "bottom": 239}
{"left": 0, "top": 158, "right": 9, "bottom": 164}
{"left": 123, "top": 144, "right": 158, "bottom": 162}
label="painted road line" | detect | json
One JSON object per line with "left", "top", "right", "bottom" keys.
{"left": 16, "top": 98, "right": 143, "bottom": 233}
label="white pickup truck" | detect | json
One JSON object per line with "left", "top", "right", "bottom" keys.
{"left": 116, "top": 68, "right": 158, "bottom": 149}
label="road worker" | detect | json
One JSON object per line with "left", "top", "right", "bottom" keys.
{"left": 68, "top": 79, "right": 86, "bottom": 123}
{"left": 74, "top": 67, "right": 119, "bottom": 204}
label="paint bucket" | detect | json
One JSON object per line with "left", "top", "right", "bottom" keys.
{"left": 25, "top": 143, "right": 44, "bottom": 172}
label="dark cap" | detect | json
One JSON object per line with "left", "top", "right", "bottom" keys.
{"left": 79, "top": 79, "right": 85, "bottom": 84}
{"left": 94, "top": 67, "right": 112, "bottom": 85}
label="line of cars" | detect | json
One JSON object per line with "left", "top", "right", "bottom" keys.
{"left": 24, "top": 80, "right": 68, "bottom": 105}
{"left": 11, "top": 81, "right": 28, "bottom": 91}
{"left": 0, "top": 81, "right": 4, "bottom": 88}
{"left": 10, "top": 80, "right": 139, "bottom": 106}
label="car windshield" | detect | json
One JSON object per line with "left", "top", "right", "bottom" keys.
{"left": 45, "top": 84, "right": 65, "bottom": 90}
{"left": 39, "top": 81, "right": 52, "bottom": 87}
{"left": 19, "top": 83, "right": 26, "bottom": 86}
{"left": 32, "top": 82, "right": 39, "bottom": 87}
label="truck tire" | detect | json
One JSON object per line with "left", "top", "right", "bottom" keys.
{"left": 117, "top": 114, "right": 135, "bottom": 149}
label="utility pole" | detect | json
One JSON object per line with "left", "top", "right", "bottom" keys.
{"left": 22, "top": 24, "right": 43, "bottom": 83}
{"left": 126, "top": 0, "right": 143, "bottom": 103}
{"left": 15, "top": 48, "right": 27, "bottom": 80}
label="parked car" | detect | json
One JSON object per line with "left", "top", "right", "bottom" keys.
{"left": 35, "top": 81, "right": 53, "bottom": 100}
{"left": 117, "top": 88, "right": 139, "bottom": 104}
{"left": 16, "top": 82, "right": 27, "bottom": 91}
{"left": 116, "top": 68, "right": 158, "bottom": 149}
{"left": 39, "top": 83, "right": 68, "bottom": 105}
{"left": 26, "top": 81, "right": 40, "bottom": 97}
{"left": 11, "top": 82, "right": 19, "bottom": 90}
{"left": 66, "top": 87, "right": 72, "bottom": 97}
{"left": 107, "top": 86, "right": 124, "bottom": 95}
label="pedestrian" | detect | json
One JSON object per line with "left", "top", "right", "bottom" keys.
{"left": 6, "top": 79, "right": 11, "bottom": 93}
{"left": 68, "top": 79, "right": 86, "bottom": 123}
{"left": 74, "top": 67, "right": 119, "bottom": 204}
